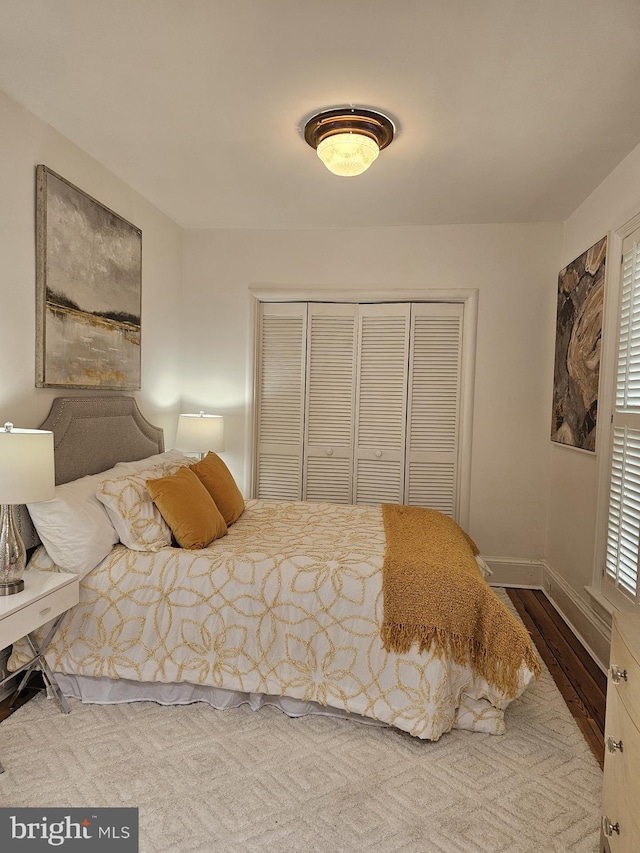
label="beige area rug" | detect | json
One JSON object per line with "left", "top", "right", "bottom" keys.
{"left": 0, "top": 594, "right": 602, "bottom": 853}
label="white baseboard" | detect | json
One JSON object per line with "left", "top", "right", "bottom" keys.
{"left": 482, "top": 555, "right": 611, "bottom": 673}
{"left": 541, "top": 561, "right": 611, "bottom": 673}
{"left": 482, "top": 556, "right": 545, "bottom": 588}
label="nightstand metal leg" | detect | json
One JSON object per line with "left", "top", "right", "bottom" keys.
{"left": 8, "top": 613, "right": 70, "bottom": 713}
{"left": 38, "top": 654, "right": 71, "bottom": 714}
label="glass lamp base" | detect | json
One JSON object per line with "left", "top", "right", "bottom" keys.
{"left": 0, "top": 579, "right": 24, "bottom": 596}
{"left": 0, "top": 503, "right": 27, "bottom": 595}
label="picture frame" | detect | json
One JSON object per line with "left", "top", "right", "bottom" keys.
{"left": 35, "top": 165, "right": 142, "bottom": 390}
{"left": 550, "top": 235, "right": 607, "bottom": 452}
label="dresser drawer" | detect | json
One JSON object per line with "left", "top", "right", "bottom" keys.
{"left": 0, "top": 579, "right": 78, "bottom": 650}
{"left": 609, "top": 615, "right": 640, "bottom": 724}
{"left": 602, "top": 688, "right": 640, "bottom": 853}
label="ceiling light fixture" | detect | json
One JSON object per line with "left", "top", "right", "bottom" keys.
{"left": 304, "top": 107, "right": 395, "bottom": 177}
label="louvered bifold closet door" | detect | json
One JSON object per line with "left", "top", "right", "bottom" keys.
{"left": 353, "top": 304, "right": 410, "bottom": 504}
{"left": 304, "top": 304, "right": 357, "bottom": 503}
{"left": 255, "top": 303, "right": 307, "bottom": 500}
{"left": 604, "top": 232, "right": 640, "bottom": 610}
{"left": 405, "top": 302, "right": 463, "bottom": 517}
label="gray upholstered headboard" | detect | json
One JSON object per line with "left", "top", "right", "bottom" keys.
{"left": 17, "top": 395, "right": 164, "bottom": 549}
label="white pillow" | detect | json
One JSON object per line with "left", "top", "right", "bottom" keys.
{"left": 95, "top": 457, "right": 191, "bottom": 551}
{"left": 27, "top": 472, "right": 119, "bottom": 576}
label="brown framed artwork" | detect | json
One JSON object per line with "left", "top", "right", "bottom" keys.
{"left": 35, "top": 165, "right": 142, "bottom": 389}
{"left": 551, "top": 235, "right": 607, "bottom": 452}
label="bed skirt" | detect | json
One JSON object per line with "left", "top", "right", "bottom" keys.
{"left": 55, "top": 674, "right": 386, "bottom": 728}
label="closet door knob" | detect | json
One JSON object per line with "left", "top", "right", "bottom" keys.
{"left": 326, "top": 448, "right": 333, "bottom": 456}
{"left": 602, "top": 816, "right": 620, "bottom": 837}
{"left": 375, "top": 450, "right": 382, "bottom": 458}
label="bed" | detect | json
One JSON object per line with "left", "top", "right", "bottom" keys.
{"left": 11, "top": 395, "right": 540, "bottom": 741}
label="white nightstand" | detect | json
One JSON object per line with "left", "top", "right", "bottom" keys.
{"left": 0, "top": 569, "right": 79, "bottom": 773}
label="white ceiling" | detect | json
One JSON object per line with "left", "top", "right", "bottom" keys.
{"left": 2, "top": 0, "right": 640, "bottom": 230}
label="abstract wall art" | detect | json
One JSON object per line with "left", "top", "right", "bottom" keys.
{"left": 551, "top": 235, "right": 607, "bottom": 452}
{"left": 35, "top": 165, "right": 142, "bottom": 389}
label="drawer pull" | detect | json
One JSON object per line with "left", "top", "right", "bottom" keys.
{"left": 607, "top": 737, "right": 623, "bottom": 754}
{"left": 611, "top": 665, "right": 628, "bottom": 683}
{"left": 39, "top": 607, "right": 52, "bottom": 617}
{"left": 602, "top": 816, "right": 620, "bottom": 837}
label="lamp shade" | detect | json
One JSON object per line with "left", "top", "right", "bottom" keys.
{"left": 0, "top": 425, "right": 55, "bottom": 504}
{"left": 175, "top": 412, "right": 224, "bottom": 455}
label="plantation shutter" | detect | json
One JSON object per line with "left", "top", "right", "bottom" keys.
{"left": 255, "top": 303, "right": 307, "bottom": 500}
{"left": 405, "top": 302, "right": 463, "bottom": 516}
{"left": 604, "top": 232, "right": 640, "bottom": 610}
{"left": 304, "top": 304, "right": 357, "bottom": 502}
{"left": 353, "top": 304, "right": 410, "bottom": 504}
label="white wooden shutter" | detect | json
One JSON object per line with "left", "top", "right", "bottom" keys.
{"left": 604, "top": 233, "right": 640, "bottom": 609}
{"left": 255, "top": 303, "right": 307, "bottom": 500}
{"left": 405, "top": 303, "right": 463, "bottom": 516}
{"left": 353, "top": 304, "right": 410, "bottom": 504}
{"left": 303, "top": 304, "right": 357, "bottom": 503}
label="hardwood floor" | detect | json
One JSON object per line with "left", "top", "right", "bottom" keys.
{"left": 2, "top": 589, "right": 607, "bottom": 768}
{"left": 508, "top": 587, "right": 606, "bottom": 769}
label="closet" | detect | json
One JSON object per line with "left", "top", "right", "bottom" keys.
{"left": 254, "top": 299, "right": 467, "bottom": 520}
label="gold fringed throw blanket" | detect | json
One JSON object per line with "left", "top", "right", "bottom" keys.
{"left": 381, "top": 505, "right": 541, "bottom": 698}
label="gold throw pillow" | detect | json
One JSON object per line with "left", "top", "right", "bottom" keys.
{"left": 147, "top": 467, "right": 227, "bottom": 549}
{"left": 190, "top": 452, "right": 245, "bottom": 525}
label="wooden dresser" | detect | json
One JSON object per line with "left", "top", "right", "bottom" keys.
{"left": 601, "top": 612, "right": 640, "bottom": 852}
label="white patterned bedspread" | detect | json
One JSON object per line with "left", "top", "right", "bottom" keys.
{"left": 14, "top": 500, "right": 534, "bottom": 740}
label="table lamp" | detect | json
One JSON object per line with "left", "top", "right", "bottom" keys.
{"left": 0, "top": 422, "right": 55, "bottom": 595}
{"left": 175, "top": 411, "right": 224, "bottom": 460}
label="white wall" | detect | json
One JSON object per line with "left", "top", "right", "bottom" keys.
{"left": 0, "top": 90, "right": 184, "bottom": 440}
{"left": 546, "top": 140, "right": 640, "bottom": 618}
{"left": 183, "top": 223, "right": 563, "bottom": 559}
